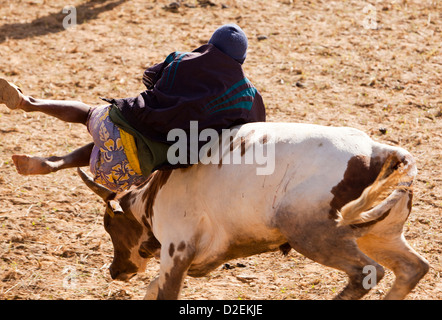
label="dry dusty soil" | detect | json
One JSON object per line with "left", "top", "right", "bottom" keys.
{"left": 0, "top": 0, "right": 440, "bottom": 300}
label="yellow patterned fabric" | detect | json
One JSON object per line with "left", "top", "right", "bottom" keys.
{"left": 87, "top": 105, "right": 147, "bottom": 192}
{"left": 119, "top": 128, "right": 142, "bottom": 175}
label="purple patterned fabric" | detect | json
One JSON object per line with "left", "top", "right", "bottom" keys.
{"left": 87, "top": 105, "right": 146, "bottom": 192}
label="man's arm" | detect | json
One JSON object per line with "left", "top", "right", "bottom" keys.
{"left": 142, "top": 52, "right": 179, "bottom": 89}
{"left": 143, "top": 62, "right": 164, "bottom": 89}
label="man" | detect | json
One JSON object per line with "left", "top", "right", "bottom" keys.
{"left": 0, "top": 24, "right": 265, "bottom": 192}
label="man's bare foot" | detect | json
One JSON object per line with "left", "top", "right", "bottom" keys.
{"left": 0, "top": 78, "right": 25, "bottom": 110}
{"left": 12, "top": 154, "right": 63, "bottom": 175}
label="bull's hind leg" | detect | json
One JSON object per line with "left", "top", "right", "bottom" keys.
{"left": 357, "top": 234, "right": 429, "bottom": 300}
{"left": 276, "top": 215, "right": 384, "bottom": 299}
{"left": 357, "top": 192, "right": 430, "bottom": 300}
{"left": 297, "top": 238, "right": 384, "bottom": 300}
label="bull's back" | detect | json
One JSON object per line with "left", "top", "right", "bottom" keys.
{"left": 156, "top": 122, "right": 396, "bottom": 226}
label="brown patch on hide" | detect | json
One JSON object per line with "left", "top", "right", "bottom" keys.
{"left": 259, "top": 134, "right": 268, "bottom": 145}
{"left": 106, "top": 170, "right": 171, "bottom": 270}
{"left": 139, "top": 230, "right": 161, "bottom": 258}
{"left": 240, "top": 130, "right": 256, "bottom": 157}
{"left": 329, "top": 155, "right": 384, "bottom": 219}
{"left": 104, "top": 194, "right": 144, "bottom": 279}
{"left": 141, "top": 215, "right": 150, "bottom": 228}
{"left": 218, "top": 137, "right": 224, "bottom": 168}
{"left": 177, "top": 241, "right": 186, "bottom": 252}
{"left": 218, "top": 129, "right": 255, "bottom": 168}
{"left": 142, "top": 170, "right": 172, "bottom": 220}
{"left": 105, "top": 194, "right": 143, "bottom": 245}
{"left": 229, "top": 129, "right": 256, "bottom": 157}
{"left": 229, "top": 135, "right": 235, "bottom": 152}
{"left": 240, "top": 136, "right": 247, "bottom": 156}
{"left": 158, "top": 254, "right": 194, "bottom": 299}
{"left": 169, "top": 242, "right": 175, "bottom": 257}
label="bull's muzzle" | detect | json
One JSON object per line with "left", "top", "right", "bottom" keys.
{"left": 109, "top": 265, "right": 136, "bottom": 282}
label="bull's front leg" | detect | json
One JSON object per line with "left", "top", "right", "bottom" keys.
{"left": 156, "top": 241, "right": 195, "bottom": 300}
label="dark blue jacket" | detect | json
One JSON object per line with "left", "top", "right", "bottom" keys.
{"left": 106, "top": 44, "right": 266, "bottom": 149}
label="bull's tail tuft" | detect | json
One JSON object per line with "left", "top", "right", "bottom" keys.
{"left": 336, "top": 153, "right": 414, "bottom": 227}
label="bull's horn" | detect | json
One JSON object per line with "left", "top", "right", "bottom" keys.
{"left": 77, "top": 167, "right": 115, "bottom": 202}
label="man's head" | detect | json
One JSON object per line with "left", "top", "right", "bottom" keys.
{"left": 209, "top": 24, "right": 248, "bottom": 64}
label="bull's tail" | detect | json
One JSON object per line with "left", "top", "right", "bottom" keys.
{"left": 336, "top": 152, "right": 416, "bottom": 227}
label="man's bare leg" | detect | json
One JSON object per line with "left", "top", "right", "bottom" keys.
{"left": 12, "top": 142, "right": 94, "bottom": 175}
{"left": 1, "top": 78, "right": 91, "bottom": 124}
{"left": 19, "top": 96, "right": 91, "bottom": 124}
{"left": 1, "top": 79, "right": 95, "bottom": 175}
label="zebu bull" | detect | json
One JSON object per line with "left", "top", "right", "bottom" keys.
{"left": 77, "top": 122, "right": 429, "bottom": 300}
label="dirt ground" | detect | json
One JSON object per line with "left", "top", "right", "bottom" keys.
{"left": 0, "top": 0, "right": 440, "bottom": 300}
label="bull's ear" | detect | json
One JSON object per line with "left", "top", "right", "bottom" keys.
{"left": 107, "top": 200, "right": 124, "bottom": 218}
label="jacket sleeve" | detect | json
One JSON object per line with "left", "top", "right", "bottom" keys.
{"left": 248, "top": 91, "right": 266, "bottom": 122}
{"left": 142, "top": 52, "right": 178, "bottom": 89}
{"left": 142, "top": 62, "right": 164, "bottom": 89}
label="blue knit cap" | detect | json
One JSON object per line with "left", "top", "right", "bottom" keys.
{"left": 208, "top": 24, "right": 248, "bottom": 64}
